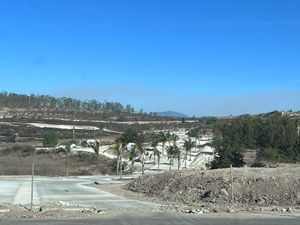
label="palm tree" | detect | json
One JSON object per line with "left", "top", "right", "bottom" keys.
{"left": 166, "top": 145, "right": 180, "bottom": 171}
{"left": 166, "top": 131, "right": 172, "bottom": 147}
{"left": 135, "top": 144, "right": 145, "bottom": 175}
{"left": 129, "top": 144, "right": 139, "bottom": 174}
{"left": 183, "top": 138, "right": 196, "bottom": 168}
{"left": 112, "top": 142, "right": 122, "bottom": 174}
{"left": 152, "top": 143, "right": 161, "bottom": 173}
{"left": 92, "top": 141, "right": 100, "bottom": 173}
{"left": 158, "top": 132, "right": 167, "bottom": 155}
{"left": 171, "top": 133, "right": 179, "bottom": 146}
{"left": 174, "top": 145, "right": 181, "bottom": 170}
{"left": 64, "top": 143, "right": 71, "bottom": 176}
{"left": 151, "top": 140, "right": 158, "bottom": 164}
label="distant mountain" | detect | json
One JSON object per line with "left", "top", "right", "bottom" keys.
{"left": 156, "top": 111, "right": 188, "bottom": 118}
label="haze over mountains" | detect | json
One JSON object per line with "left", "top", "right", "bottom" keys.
{"left": 156, "top": 111, "right": 188, "bottom": 118}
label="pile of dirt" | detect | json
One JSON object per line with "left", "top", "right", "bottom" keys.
{"left": 125, "top": 166, "right": 300, "bottom": 208}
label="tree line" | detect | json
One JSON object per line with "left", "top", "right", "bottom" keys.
{"left": 211, "top": 112, "right": 300, "bottom": 168}
{"left": 0, "top": 91, "right": 136, "bottom": 114}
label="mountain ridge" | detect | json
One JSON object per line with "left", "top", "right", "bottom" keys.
{"left": 156, "top": 111, "right": 188, "bottom": 118}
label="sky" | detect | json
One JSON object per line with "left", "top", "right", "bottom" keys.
{"left": 0, "top": 0, "right": 300, "bottom": 116}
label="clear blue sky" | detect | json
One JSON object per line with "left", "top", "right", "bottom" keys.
{"left": 0, "top": 0, "right": 300, "bottom": 116}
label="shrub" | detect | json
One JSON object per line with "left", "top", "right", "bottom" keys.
{"left": 259, "top": 148, "right": 280, "bottom": 161}
{"left": 43, "top": 132, "right": 59, "bottom": 147}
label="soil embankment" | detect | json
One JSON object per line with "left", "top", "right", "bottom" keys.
{"left": 123, "top": 165, "right": 300, "bottom": 213}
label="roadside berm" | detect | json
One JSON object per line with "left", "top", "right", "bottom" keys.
{"left": 124, "top": 164, "right": 300, "bottom": 214}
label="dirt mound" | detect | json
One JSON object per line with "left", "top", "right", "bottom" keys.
{"left": 125, "top": 171, "right": 229, "bottom": 205}
{"left": 125, "top": 166, "right": 300, "bottom": 207}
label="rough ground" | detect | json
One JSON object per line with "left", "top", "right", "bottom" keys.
{"left": 0, "top": 202, "right": 159, "bottom": 219}
{"left": 0, "top": 202, "right": 106, "bottom": 219}
{"left": 123, "top": 164, "right": 300, "bottom": 213}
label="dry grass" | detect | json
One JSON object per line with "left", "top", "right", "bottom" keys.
{"left": 0, "top": 144, "right": 117, "bottom": 176}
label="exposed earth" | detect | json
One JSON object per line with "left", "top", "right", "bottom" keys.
{"left": 120, "top": 164, "right": 300, "bottom": 214}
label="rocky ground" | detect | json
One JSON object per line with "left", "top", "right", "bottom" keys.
{"left": 0, "top": 202, "right": 107, "bottom": 219}
{"left": 121, "top": 164, "right": 300, "bottom": 214}
{"left": 0, "top": 201, "right": 160, "bottom": 219}
{"left": 1, "top": 164, "right": 300, "bottom": 219}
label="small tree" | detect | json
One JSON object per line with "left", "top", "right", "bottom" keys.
{"left": 166, "top": 145, "right": 180, "bottom": 171}
{"left": 171, "top": 133, "right": 179, "bottom": 145}
{"left": 184, "top": 138, "right": 195, "bottom": 167}
{"left": 151, "top": 138, "right": 161, "bottom": 172}
{"left": 157, "top": 132, "right": 168, "bottom": 155}
{"left": 119, "top": 128, "right": 143, "bottom": 145}
{"left": 43, "top": 132, "right": 59, "bottom": 147}
{"left": 129, "top": 144, "right": 139, "bottom": 173}
{"left": 112, "top": 142, "right": 123, "bottom": 174}
{"left": 91, "top": 141, "right": 100, "bottom": 173}
{"left": 64, "top": 143, "right": 71, "bottom": 176}
{"left": 135, "top": 144, "right": 145, "bottom": 175}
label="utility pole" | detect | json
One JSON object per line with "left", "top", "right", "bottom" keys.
{"left": 28, "top": 95, "right": 31, "bottom": 107}
{"left": 230, "top": 165, "right": 234, "bottom": 204}
{"left": 119, "top": 144, "right": 123, "bottom": 180}
{"left": 72, "top": 126, "right": 75, "bottom": 140}
{"left": 31, "top": 162, "right": 35, "bottom": 211}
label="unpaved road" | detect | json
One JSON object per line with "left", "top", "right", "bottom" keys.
{"left": 0, "top": 175, "right": 158, "bottom": 209}
{"left": 2, "top": 213, "right": 300, "bottom": 225}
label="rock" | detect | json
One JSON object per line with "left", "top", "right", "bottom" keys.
{"left": 97, "top": 210, "right": 105, "bottom": 214}
{"left": 210, "top": 199, "right": 216, "bottom": 203}
{"left": 286, "top": 207, "right": 293, "bottom": 213}
{"left": 184, "top": 209, "right": 192, "bottom": 214}
{"left": 220, "top": 189, "right": 229, "bottom": 198}
{"left": 202, "top": 190, "right": 212, "bottom": 198}
{"left": 227, "top": 208, "right": 234, "bottom": 213}
{"left": 58, "top": 201, "right": 70, "bottom": 207}
{"left": 212, "top": 208, "right": 219, "bottom": 213}
{"left": 256, "top": 198, "right": 266, "bottom": 206}
{"left": 94, "top": 181, "right": 101, "bottom": 185}
{"left": 0, "top": 209, "right": 10, "bottom": 213}
{"left": 203, "top": 209, "right": 210, "bottom": 213}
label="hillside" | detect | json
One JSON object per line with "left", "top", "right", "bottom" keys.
{"left": 156, "top": 111, "right": 188, "bottom": 118}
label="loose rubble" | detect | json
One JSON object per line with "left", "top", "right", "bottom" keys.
{"left": 0, "top": 202, "right": 106, "bottom": 219}
{"left": 124, "top": 166, "right": 300, "bottom": 214}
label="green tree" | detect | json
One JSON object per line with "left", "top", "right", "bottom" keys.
{"left": 135, "top": 143, "right": 145, "bottom": 175}
{"left": 119, "top": 128, "right": 143, "bottom": 145}
{"left": 211, "top": 139, "right": 245, "bottom": 169}
{"left": 166, "top": 145, "right": 180, "bottom": 171}
{"left": 183, "top": 138, "right": 195, "bottom": 167}
{"left": 152, "top": 139, "right": 161, "bottom": 172}
{"left": 157, "top": 132, "right": 168, "bottom": 155}
{"left": 171, "top": 133, "right": 179, "bottom": 145}
{"left": 43, "top": 132, "right": 59, "bottom": 147}
{"left": 129, "top": 144, "right": 140, "bottom": 173}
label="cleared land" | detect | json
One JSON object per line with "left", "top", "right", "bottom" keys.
{"left": 118, "top": 165, "right": 300, "bottom": 214}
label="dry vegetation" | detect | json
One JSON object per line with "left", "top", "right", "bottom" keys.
{"left": 0, "top": 144, "right": 117, "bottom": 176}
